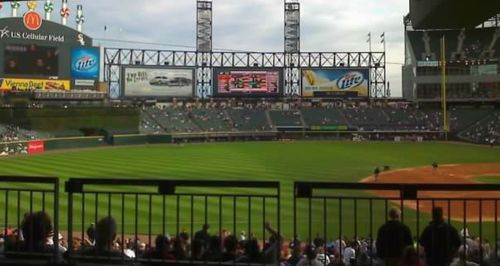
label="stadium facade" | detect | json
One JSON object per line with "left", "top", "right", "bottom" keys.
{"left": 402, "top": 14, "right": 500, "bottom": 102}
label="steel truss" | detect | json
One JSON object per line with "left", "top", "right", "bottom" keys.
{"left": 104, "top": 49, "right": 386, "bottom": 98}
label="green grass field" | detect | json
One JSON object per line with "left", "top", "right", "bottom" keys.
{"left": 475, "top": 176, "right": 500, "bottom": 184}
{"left": 0, "top": 141, "right": 498, "bottom": 242}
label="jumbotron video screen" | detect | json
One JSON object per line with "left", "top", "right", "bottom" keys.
{"left": 4, "top": 44, "right": 59, "bottom": 77}
{"left": 214, "top": 68, "right": 282, "bottom": 97}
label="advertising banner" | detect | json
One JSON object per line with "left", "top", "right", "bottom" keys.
{"left": 0, "top": 78, "right": 70, "bottom": 91}
{"left": 71, "top": 47, "right": 100, "bottom": 79}
{"left": 302, "top": 68, "right": 370, "bottom": 97}
{"left": 27, "top": 140, "right": 45, "bottom": 155}
{"left": 122, "top": 67, "right": 194, "bottom": 97}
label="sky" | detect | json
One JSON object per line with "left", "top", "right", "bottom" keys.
{"left": 1, "top": 0, "right": 409, "bottom": 97}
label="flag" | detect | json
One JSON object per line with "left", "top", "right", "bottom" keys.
{"left": 367, "top": 32, "right": 371, "bottom": 43}
{"left": 380, "top": 32, "right": 385, "bottom": 43}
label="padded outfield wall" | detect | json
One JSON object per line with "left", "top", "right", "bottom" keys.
{"left": 0, "top": 107, "right": 140, "bottom": 136}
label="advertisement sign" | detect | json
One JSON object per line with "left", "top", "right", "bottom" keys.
{"left": 23, "top": 11, "right": 43, "bottom": 31}
{"left": 213, "top": 68, "right": 283, "bottom": 97}
{"left": 122, "top": 67, "right": 194, "bottom": 97}
{"left": 302, "top": 68, "right": 370, "bottom": 97}
{"left": 71, "top": 47, "right": 100, "bottom": 79}
{"left": 0, "top": 78, "right": 70, "bottom": 91}
{"left": 0, "top": 17, "right": 92, "bottom": 45}
{"left": 27, "top": 140, "right": 45, "bottom": 155}
{"left": 310, "top": 125, "right": 349, "bottom": 131}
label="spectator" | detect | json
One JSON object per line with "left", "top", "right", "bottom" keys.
{"left": 263, "top": 221, "right": 283, "bottom": 263}
{"left": 376, "top": 207, "right": 413, "bottom": 266}
{"left": 297, "top": 244, "right": 323, "bottom": 266}
{"left": 221, "top": 235, "right": 238, "bottom": 262}
{"left": 82, "top": 216, "right": 124, "bottom": 258}
{"left": 194, "top": 223, "right": 210, "bottom": 249}
{"left": 236, "top": 238, "right": 262, "bottom": 263}
{"left": 343, "top": 240, "right": 357, "bottom": 266}
{"left": 86, "top": 223, "right": 95, "bottom": 245}
{"left": 450, "top": 245, "right": 479, "bottom": 266}
{"left": 202, "top": 235, "right": 222, "bottom": 261}
{"left": 20, "top": 211, "right": 54, "bottom": 253}
{"left": 399, "top": 245, "right": 425, "bottom": 266}
{"left": 287, "top": 238, "right": 304, "bottom": 266}
{"left": 419, "top": 207, "right": 461, "bottom": 266}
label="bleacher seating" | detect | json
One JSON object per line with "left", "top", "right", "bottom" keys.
{"left": 301, "top": 108, "right": 349, "bottom": 127}
{"left": 268, "top": 110, "right": 304, "bottom": 128}
{"left": 189, "top": 108, "right": 232, "bottom": 132}
{"left": 139, "top": 111, "right": 164, "bottom": 135}
{"left": 342, "top": 107, "right": 390, "bottom": 130}
{"left": 227, "top": 108, "right": 272, "bottom": 131}
{"left": 0, "top": 104, "right": 498, "bottom": 146}
{"left": 459, "top": 110, "right": 500, "bottom": 145}
{"left": 449, "top": 108, "right": 494, "bottom": 132}
{"left": 145, "top": 107, "right": 201, "bottom": 133}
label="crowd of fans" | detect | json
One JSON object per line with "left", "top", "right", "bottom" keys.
{"left": 0, "top": 124, "right": 30, "bottom": 156}
{"left": 141, "top": 101, "right": 449, "bottom": 134}
{"left": 1, "top": 208, "right": 499, "bottom": 265}
{"left": 139, "top": 101, "right": 499, "bottom": 146}
{"left": 0, "top": 101, "right": 498, "bottom": 147}
{"left": 459, "top": 111, "right": 500, "bottom": 146}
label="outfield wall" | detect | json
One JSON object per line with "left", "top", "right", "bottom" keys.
{"left": 0, "top": 107, "right": 140, "bottom": 137}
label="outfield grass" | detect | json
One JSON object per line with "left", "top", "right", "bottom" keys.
{"left": 474, "top": 176, "right": 500, "bottom": 184}
{"left": 0, "top": 141, "right": 498, "bottom": 242}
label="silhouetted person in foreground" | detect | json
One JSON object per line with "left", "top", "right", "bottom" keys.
{"left": 5, "top": 211, "right": 62, "bottom": 263}
{"left": 376, "top": 207, "right": 413, "bottom": 266}
{"left": 419, "top": 207, "right": 461, "bottom": 266}
{"left": 82, "top": 216, "right": 124, "bottom": 259}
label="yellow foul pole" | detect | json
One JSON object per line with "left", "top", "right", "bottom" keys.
{"left": 440, "top": 37, "right": 448, "bottom": 140}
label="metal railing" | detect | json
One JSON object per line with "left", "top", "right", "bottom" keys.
{"left": 293, "top": 182, "right": 500, "bottom": 266}
{"left": 0, "top": 176, "right": 60, "bottom": 264}
{"left": 65, "top": 178, "right": 281, "bottom": 265}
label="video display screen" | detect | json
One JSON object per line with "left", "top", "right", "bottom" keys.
{"left": 4, "top": 44, "right": 59, "bottom": 77}
{"left": 214, "top": 68, "right": 282, "bottom": 97}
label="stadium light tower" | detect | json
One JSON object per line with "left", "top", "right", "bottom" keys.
{"left": 196, "top": 0, "right": 212, "bottom": 52}
{"left": 196, "top": 0, "right": 213, "bottom": 98}
{"left": 284, "top": 0, "right": 300, "bottom": 95}
{"left": 284, "top": 0, "right": 300, "bottom": 53}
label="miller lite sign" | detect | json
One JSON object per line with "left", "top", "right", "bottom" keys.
{"left": 71, "top": 47, "right": 100, "bottom": 79}
{"left": 23, "top": 10, "right": 42, "bottom": 31}
{"left": 337, "top": 71, "right": 365, "bottom": 90}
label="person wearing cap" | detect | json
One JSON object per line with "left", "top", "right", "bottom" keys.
{"left": 239, "top": 230, "right": 246, "bottom": 241}
{"left": 376, "top": 207, "right": 413, "bottom": 266}
{"left": 419, "top": 207, "right": 461, "bottom": 266}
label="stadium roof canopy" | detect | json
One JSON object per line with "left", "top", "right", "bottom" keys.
{"left": 410, "top": 0, "right": 500, "bottom": 29}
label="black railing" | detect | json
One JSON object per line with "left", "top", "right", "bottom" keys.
{"left": 65, "top": 178, "right": 281, "bottom": 265}
{"left": 0, "top": 177, "right": 498, "bottom": 265}
{"left": 293, "top": 182, "right": 500, "bottom": 266}
{"left": 0, "top": 176, "right": 59, "bottom": 264}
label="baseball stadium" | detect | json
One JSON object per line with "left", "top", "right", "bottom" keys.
{"left": 0, "top": 0, "right": 499, "bottom": 265}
